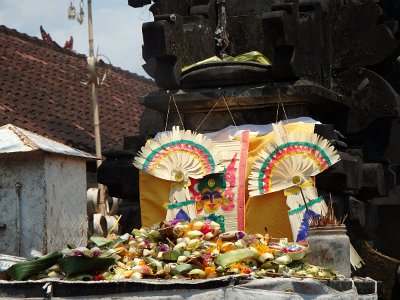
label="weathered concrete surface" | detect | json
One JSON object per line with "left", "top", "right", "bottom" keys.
{"left": 44, "top": 153, "right": 88, "bottom": 252}
{"left": 0, "top": 277, "right": 379, "bottom": 299}
{"left": 0, "top": 151, "right": 87, "bottom": 258}
{"left": 0, "top": 152, "right": 47, "bottom": 257}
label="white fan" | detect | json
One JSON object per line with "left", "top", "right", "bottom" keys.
{"left": 248, "top": 121, "right": 340, "bottom": 241}
{"left": 134, "top": 126, "right": 223, "bottom": 221}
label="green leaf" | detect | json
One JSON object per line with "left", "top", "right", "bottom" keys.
{"left": 59, "top": 256, "right": 116, "bottom": 277}
{"left": 108, "top": 237, "right": 126, "bottom": 248}
{"left": 161, "top": 250, "right": 181, "bottom": 261}
{"left": 90, "top": 236, "right": 112, "bottom": 248}
{"left": 144, "top": 257, "right": 164, "bottom": 271}
{"left": 112, "top": 233, "right": 131, "bottom": 245}
{"left": 7, "top": 251, "right": 63, "bottom": 281}
{"left": 172, "top": 264, "right": 193, "bottom": 275}
{"left": 182, "top": 56, "right": 221, "bottom": 72}
{"left": 147, "top": 230, "right": 161, "bottom": 242}
{"left": 225, "top": 51, "right": 272, "bottom": 65}
{"left": 131, "top": 229, "right": 145, "bottom": 238}
{"left": 215, "top": 248, "right": 256, "bottom": 267}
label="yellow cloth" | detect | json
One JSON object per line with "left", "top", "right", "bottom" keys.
{"left": 244, "top": 123, "right": 315, "bottom": 240}
{"left": 139, "top": 122, "right": 315, "bottom": 239}
{"left": 139, "top": 171, "right": 168, "bottom": 227}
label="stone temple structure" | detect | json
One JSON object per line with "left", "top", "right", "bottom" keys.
{"left": 100, "top": 0, "right": 400, "bottom": 269}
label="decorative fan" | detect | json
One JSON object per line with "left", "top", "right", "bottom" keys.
{"left": 134, "top": 126, "right": 223, "bottom": 221}
{"left": 248, "top": 121, "right": 340, "bottom": 241}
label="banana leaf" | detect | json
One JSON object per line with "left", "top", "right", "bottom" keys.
{"left": 182, "top": 56, "right": 221, "bottom": 72}
{"left": 182, "top": 51, "right": 272, "bottom": 72}
{"left": 171, "top": 263, "right": 193, "bottom": 275}
{"left": 7, "top": 251, "right": 63, "bottom": 281}
{"left": 215, "top": 248, "right": 256, "bottom": 268}
{"left": 59, "top": 256, "right": 116, "bottom": 276}
{"left": 0, "top": 271, "right": 10, "bottom": 280}
{"left": 224, "top": 51, "right": 272, "bottom": 65}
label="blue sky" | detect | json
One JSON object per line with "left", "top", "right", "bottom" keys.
{"left": 0, "top": 0, "right": 152, "bottom": 77}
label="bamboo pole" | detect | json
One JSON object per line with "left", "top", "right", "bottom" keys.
{"left": 87, "top": 0, "right": 102, "bottom": 167}
{"left": 87, "top": 0, "right": 106, "bottom": 217}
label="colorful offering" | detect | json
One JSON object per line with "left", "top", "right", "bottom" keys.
{"left": 1, "top": 220, "right": 337, "bottom": 281}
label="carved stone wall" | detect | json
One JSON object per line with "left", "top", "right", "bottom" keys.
{"left": 122, "top": 0, "right": 400, "bottom": 260}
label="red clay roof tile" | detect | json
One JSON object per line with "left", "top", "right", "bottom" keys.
{"left": 0, "top": 26, "right": 156, "bottom": 153}
{"left": 0, "top": 25, "right": 157, "bottom": 154}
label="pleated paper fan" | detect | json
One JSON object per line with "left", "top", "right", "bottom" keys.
{"left": 134, "top": 126, "right": 223, "bottom": 182}
{"left": 248, "top": 121, "right": 340, "bottom": 242}
{"left": 248, "top": 122, "right": 363, "bottom": 267}
{"left": 134, "top": 126, "right": 224, "bottom": 221}
{"left": 248, "top": 122, "right": 340, "bottom": 197}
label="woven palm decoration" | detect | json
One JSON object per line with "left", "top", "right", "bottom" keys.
{"left": 134, "top": 126, "right": 223, "bottom": 221}
{"left": 248, "top": 121, "right": 340, "bottom": 241}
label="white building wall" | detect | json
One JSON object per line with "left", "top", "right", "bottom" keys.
{"left": 44, "top": 153, "right": 87, "bottom": 251}
{"left": 0, "top": 151, "right": 88, "bottom": 258}
{"left": 0, "top": 152, "right": 46, "bottom": 257}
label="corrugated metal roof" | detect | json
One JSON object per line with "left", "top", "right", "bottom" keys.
{"left": 0, "top": 124, "right": 97, "bottom": 159}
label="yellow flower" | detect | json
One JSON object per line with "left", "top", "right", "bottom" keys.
{"left": 205, "top": 246, "right": 216, "bottom": 254}
{"left": 124, "top": 252, "right": 133, "bottom": 259}
{"left": 221, "top": 242, "right": 236, "bottom": 253}
{"left": 204, "top": 267, "right": 217, "bottom": 278}
{"left": 251, "top": 243, "right": 271, "bottom": 256}
{"left": 139, "top": 259, "right": 147, "bottom": 266}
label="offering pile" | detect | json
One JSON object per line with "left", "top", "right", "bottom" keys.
{"left": 3, "top": 220, "right": 337, "bottom": 281}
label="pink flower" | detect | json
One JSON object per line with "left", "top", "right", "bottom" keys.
{"left": 158, "top": 244, "right": 170, "bottom": 252}
{"left": 73, "top": 250, "right": 84, "bottom": 256}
